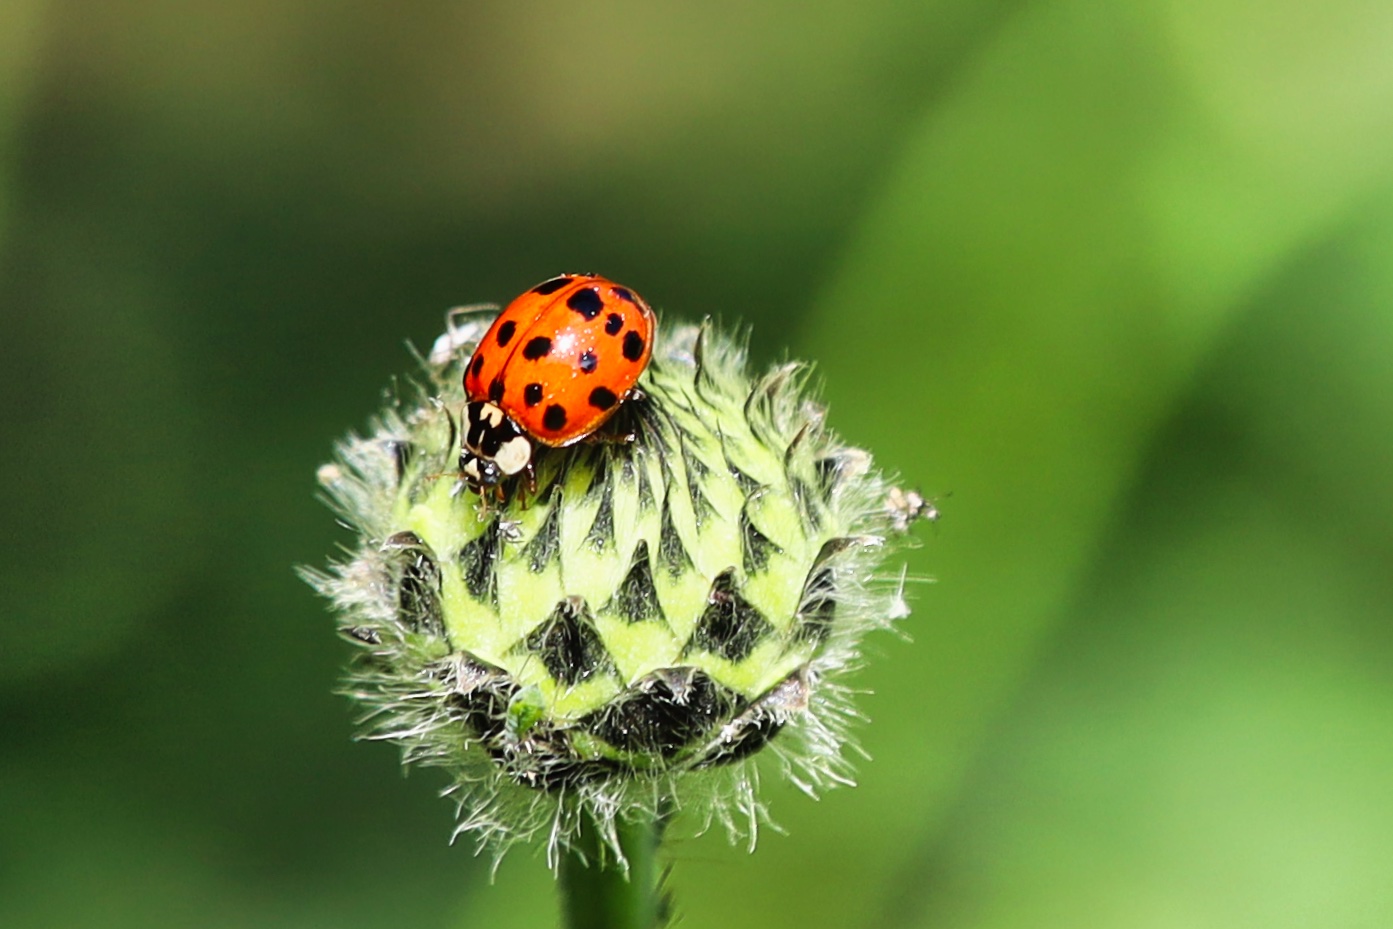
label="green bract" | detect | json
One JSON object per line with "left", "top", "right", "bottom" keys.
{"left": 306, "top": 312, "right": 924, "bottom": 863}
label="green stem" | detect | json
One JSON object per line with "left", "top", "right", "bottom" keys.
{"left": 559, "top": 807, "right": 666, "bottom": 929}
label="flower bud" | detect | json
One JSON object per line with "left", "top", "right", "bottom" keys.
{"left": 306, "top": 310, "right": 927, "bottom": 863}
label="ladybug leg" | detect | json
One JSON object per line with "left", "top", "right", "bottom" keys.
{"left": 506, "top": 463, "right": 538, "bottom": 510}
{"left": 584, "top": 428, "right": 637, "bottom": 446}
{"left": 585, "top": 396, "right": 649, "bottom": 446}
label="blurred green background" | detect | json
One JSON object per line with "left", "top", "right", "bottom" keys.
{"left": 3, "top": 1, "right": 1392, "bottom": 926}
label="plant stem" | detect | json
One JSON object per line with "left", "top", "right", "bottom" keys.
{"left": 559, "top": 808, "right": 665, "bottom": 929}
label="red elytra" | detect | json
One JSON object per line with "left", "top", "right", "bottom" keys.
{"left": 464, "top": 274, "right": 655, "bottom": 447}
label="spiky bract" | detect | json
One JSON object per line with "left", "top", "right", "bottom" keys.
{"left": 306, "top": 311, "right": 918, "bottom": 865}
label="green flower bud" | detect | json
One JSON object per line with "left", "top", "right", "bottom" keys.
{"left": 305, "top": 309, "right": 928, "bottom": 864}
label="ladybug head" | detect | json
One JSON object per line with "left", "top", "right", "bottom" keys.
{"left": 460, "top": 400, "right": 533, "bottom": 490}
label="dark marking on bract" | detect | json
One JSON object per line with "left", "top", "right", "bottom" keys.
{"left": 700, "top": 711, "right": 782, "bottom": 766}
{"left": 459, "top": 519, "right": 501, "bottom": 606}
{"left": 381, "top": 530, "right": 426, "bottom": 550}
{"left": 522, "top": 336, "right": 552, "bottom": 360}
{"left": 622, "top": 330, "right": 645, "bottom": 361}
{"left": 720, "top": 434, "right": 760, "bottom": 495}
{"left": 523, "top": 492, "right": 562, "bottom": 572}
{"left": 567, "top": 286, "right": 604, "bottom": 319}
{"left": 741, "top": 499, "right": 782, "bottom": 574}
{"left": 508, "top": 752, "right": 621, "bottom": 792}
{"left": 532, "top": 276, "right": 572, "bottom": 295}
{"left": 581, "top": 449, "right": 611, "bottom": 500}
{"left": 397, "top": 548, "right": 443, "bottom": 635}
{"left": 343, "top": 625, "right": 381, "bottom": 645}
{"left": 790, "top": 476, "right": 823, "bottom": 531}
{"left": 384, "top": 440, "right": 412, "bottom": 486}
{"left": 543, "top": 404, "right": 568, "bottom": 432}
{"left": 524, "top": 382, "right": 543, "bottom": 407}
{"left": 470, "top": 351, "right": 485, "bottom": 379}
{"left": 584, "top": 484, "right": 615, "bottom": 552}
{"left": 581, "top": 667, "right": 738, "bottom": 758}
{"left": 635, "top": 460, "right": 655, "bottom": 512}
{"left": 521, "top": 598, "right": 613, "bottom": 687}
{"left": 793, "top": 538, "right": 856, "bottom": 644}
{"left": 794, "top": 567, "right": 835, "bottom": 645}
{"left": 605, "top": 312, "right": 624, "bottom": 335}
{"left": 610, "top": 540, "right": 664, "bottom": 623}
{"left": 488, "top": 377, "right": 504, "bottom": 403}
{"left": 444, "top": 655, "right": 518, "bottom": 743}
{"left": 681, "top": 439, "right": 713, "bottom": 528}
{"left": 698, "top": 671, "right": 808, "bottom": 766}
{"left": 589, "top": 386, "right": 618, "bottom": 410}
{"left": 495, "top": 319, "right": 517, "bottom": 347}
{"left": 579, "top": 350, "right": 598, "bottom": 373}
{"left": 815, "top": 455, "right": 844, "bottom": 493}
{"left": 686, "top": 568, "right": 774, "bottom": 663}
{"left": 658, "top": 496, "right": 691, "bottom": 578}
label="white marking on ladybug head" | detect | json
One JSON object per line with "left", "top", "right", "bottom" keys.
{"left": 480, "top": 402, "right": 505, "bottom": 429}
{"left": 493, "top": 435, "right": 532, "bottom": 476}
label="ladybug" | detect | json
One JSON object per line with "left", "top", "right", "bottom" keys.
{"left": 459, "top": 274, "right": 655, "bottom": 494}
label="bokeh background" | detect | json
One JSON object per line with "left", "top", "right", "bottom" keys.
{"left": 4, "top": 2, "right": 1393, "bottom": 926}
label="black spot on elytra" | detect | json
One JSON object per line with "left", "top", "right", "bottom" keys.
{"left": 532, "top": 276, "right": 572, "bottom": 295}
{"left": 604, "top": 312, "right": 624, "bottom": 335}
{"left": 567, "top": 286, "right": 604, "bottom": 319}
{"left": 588, "top": 386, "right": 618, "bottom": 411}
{"left": 524, "top": 382, "right": 543, "bottom": 407}
{"left": 469, "top": 352, "right": 485, "bottom": 378}
{"left": 622, "top": 330, "right": 645, "bottom": 362}
{"left": 488, "top": 377, "right": 504, "bottom": 403}
{"left": 522, "top": 336, "right": 552, "bottom": 360}
{"left": 521, "top": 598, "right": 613, "bottom": 687}
{"left": 581, "top": 668, "right": 737, "bottom": 757}
{"left": 579, "top": 350, "right": 598, "bottom": 373}
{"left": 543, "top": 404, "right": 568, "bottom": 432}
{"left": 495, "top": 319, "right": 516, "bottom": 347}
{"left": 612, "top": 286, "right": 638, "bottom": 306}
{"left": 609, "top": 540, "right": 664, "bottom": 623}
{"left": 685, "top": 568, "right": 775, "bottom": 663}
